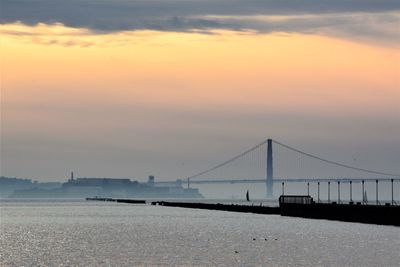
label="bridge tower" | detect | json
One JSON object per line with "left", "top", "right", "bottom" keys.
{"left": 266, "top": 139, "right": 273, "bottom": 198}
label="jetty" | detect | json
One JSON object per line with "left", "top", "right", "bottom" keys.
{"left": 86, "top": 197, "right": 146, "bottom": 204}
{"left": 152, "top": 201, "right": 280, "bottom": 215}
{"left": 151, "top": 196, "right": 400, "bottom": 226}
{"left": 86, "top": 195, "right": 400, "bottom": 226}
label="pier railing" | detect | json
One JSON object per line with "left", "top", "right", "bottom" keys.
{"left": 279, "top": 195, "right": 313, "bottom": 205}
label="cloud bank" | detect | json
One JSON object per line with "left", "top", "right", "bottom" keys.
{"left": 1, "top": 0, "right": 400, "bottom": 44}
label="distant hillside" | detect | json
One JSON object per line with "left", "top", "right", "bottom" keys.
{"left": 0, "top": 177, "right": 62, "bottom": 198}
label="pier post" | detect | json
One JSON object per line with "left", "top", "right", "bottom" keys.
{"left": 282, "top": 182, "right": 285, "bottom": 196}
{"left": 362, "top": 180, "right": 365, "bottom": 204}
{"left": 307, "top": 182, "right": 310, "bottom": 196}
{"left": 328, "top": 181, "right": 330, "bottom": 203}
{"left": 391, "top": 179, "right": 394, "bottom": 205}
{"left": 376, "top": 180, "right": 379, "bottom": 205}
{"left": 266, "top": 139, "right": 273, "bottom": 198}
{"left": 350, "top": 181, "right": 352, "bottom": 203}
{"left": 338, "top": 181, "right": 341, "bottom": 204}
{"left": 317, "top": 182, "right": 320, "bottom": 203}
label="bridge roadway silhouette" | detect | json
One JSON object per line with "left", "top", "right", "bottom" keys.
{"left": 155, "top": 177, "right": 400, "bottom": 186}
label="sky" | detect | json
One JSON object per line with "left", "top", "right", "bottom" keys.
{"left": 1, "top": 0, "right": 400, "bottom": 183}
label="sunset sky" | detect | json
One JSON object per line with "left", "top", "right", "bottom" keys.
{"left": 1, "top": 0, "right": 400, "bottom": 181}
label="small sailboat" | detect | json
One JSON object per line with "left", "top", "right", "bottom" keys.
{"left": 246, "top": 190, "right": 250, "bottom": 201}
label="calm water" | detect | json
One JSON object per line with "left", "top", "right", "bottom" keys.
{"left": 1, "top": 199, "right": 399, "bottom": 266}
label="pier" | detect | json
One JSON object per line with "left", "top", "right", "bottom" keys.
{"left": 85, "top": 196, "right": 400, "bottom": 226}
{"left": 278, "top": 195, "right": 400, "bottom": 226}
{"left": 86, "top": 197, "right": 146, "bottom": 204}
{"left": 151, "top": 197, "right": 400, "bottom": 226}
{"left": 279, "top": 201, "right": 400, "bottom": 226}
{"left": 152, "top": 201, "right": 280, "bottom": 215}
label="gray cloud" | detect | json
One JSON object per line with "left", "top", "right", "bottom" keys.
{"left": 210, "top": 12, "right": 400, "bottom": 44}
{"left": 1, "top": 0, "right": 400, "bottom": 44}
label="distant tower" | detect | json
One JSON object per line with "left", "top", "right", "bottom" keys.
{"left": 266, "top": 139, "right": 273, "bottom": 198}
{"left": 70, "top": 171, "right": 74, "bottom": 181}
{"left": 148, "top": 175, "right": 155, "bottom": 186}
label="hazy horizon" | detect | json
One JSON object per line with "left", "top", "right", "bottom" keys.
{"left": 1, "top": 0, "right": 399, "bottom": 182}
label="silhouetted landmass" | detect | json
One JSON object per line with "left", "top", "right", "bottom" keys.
{"left": 0, "top": 177, "right": 61, "bottom": 198}
{"left": 5, "top": 176, "right": 203, "bottom": 199}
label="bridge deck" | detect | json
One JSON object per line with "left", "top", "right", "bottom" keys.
{"left": 155, "top": 177, "right": 400, "bottom": 185}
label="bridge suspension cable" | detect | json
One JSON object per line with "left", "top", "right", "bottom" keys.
{"left": 187, "top": 138, "right": 269, "bottom": 180}
{"left": 187, "top": 138, "right": 400, "bottom": 180}
{"left": 272, "top": 140, "right": 400, "bottom": 177}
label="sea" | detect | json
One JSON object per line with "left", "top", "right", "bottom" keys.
{"left": 1, "top": 199, "right": 399, "bottom": 266}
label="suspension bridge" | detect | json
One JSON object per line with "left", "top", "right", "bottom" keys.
{"left": 155, "top": 138, "right": 400, "bottom": 203}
